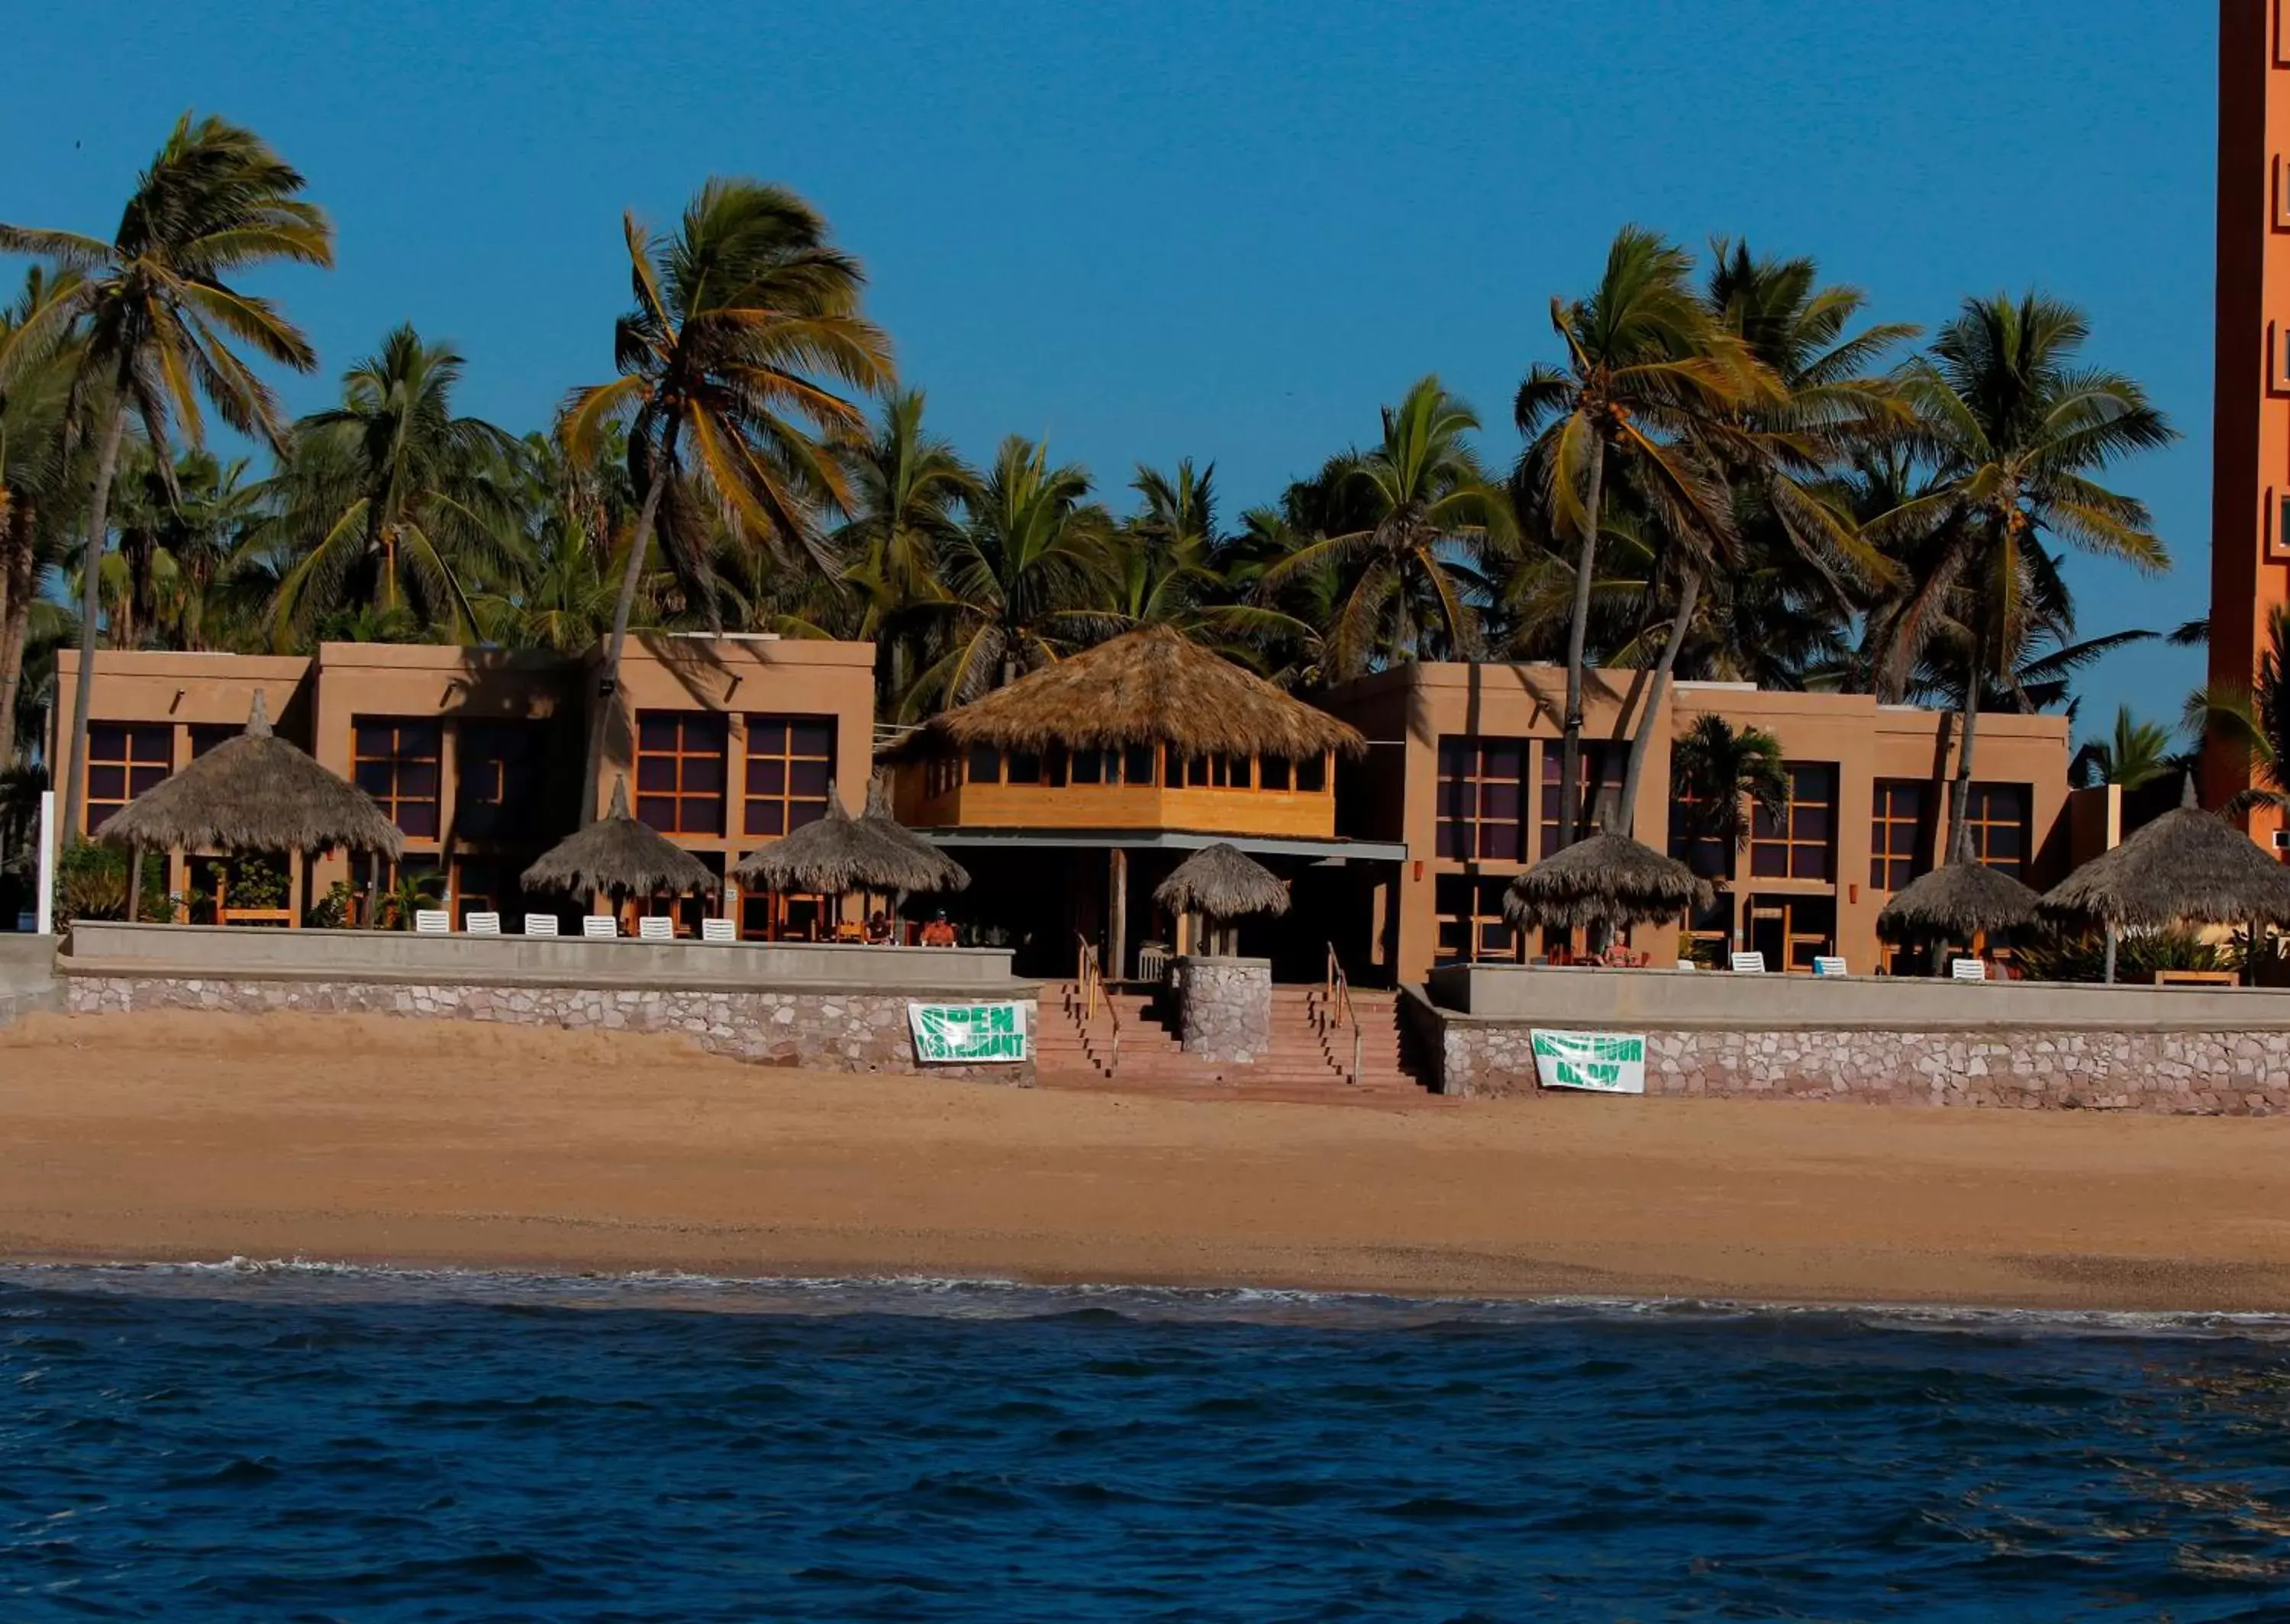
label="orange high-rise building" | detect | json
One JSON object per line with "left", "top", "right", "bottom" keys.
{"left": 2211, "top": 2, "right": 2290, "bottom": 842}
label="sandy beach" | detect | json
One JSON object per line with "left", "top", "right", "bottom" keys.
{"left": 4, "top": 1008, "right": 2288, "bottom": 1312}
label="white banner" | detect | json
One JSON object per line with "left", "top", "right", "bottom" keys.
{"left": 1530, "top": 1030, "right": 1646, "bottom": 1094}
{"left": 908, "top": 1000, "right": 1030, "bottom": 1063}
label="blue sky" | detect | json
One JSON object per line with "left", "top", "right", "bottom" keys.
{"left": 2, "top": 2, "right": 2215, "bottom": 737}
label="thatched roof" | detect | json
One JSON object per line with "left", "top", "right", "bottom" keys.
{"left": 895, "top": 625, "right": 1366, "bottom": 760}
{"left": 1153, "top": 843, "right": 1291, "bottom": 920}
{"left": 2040, "top": 776, "right": 2290, "bottom": 930}
{"left": 98, "top": 692, "right": 404, "bottom": 859}
{"left": 858, "top": 775, "right": 969, "bottom": 892}
{"left": 1503, "top": 832, "right": 1714, "bottom": 931}
{"left": 1877, "top": 829, "right": 2041, "bottom": 941}
{"left": 521, "top": 778, "right": 715, "bottom": 898}
{"left": 732, "top": 781, "right": 966, "bottom": 895}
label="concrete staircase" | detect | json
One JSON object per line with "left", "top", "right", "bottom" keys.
{"left": 1036, "top": 980, "right": 1432, "bottom": 1103}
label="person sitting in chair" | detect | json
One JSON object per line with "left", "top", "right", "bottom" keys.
{"left": 864, "top": 910, "right": 892, "bottom": 945}
{"left": 921, "top": 910, "right": 957, "bottom": 948}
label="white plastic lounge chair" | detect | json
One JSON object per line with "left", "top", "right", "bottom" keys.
{"left": 1950, "top": 958, "right": 1987, "bottom": 981}
{"left": 414, "top": 909, "right": 450, "bottom": 935}
{"left": 465, "top": 911, "right": 502, "bottom": 936}
{"left": 1674, "top": 959, "right": 1697, "bottom": 972}
{"left": 1812, "top": 955, "right": 1847, "bottom": 977}
{"left": 637, "top": 914, "right": 675, "bottom": 942}
{"left": 700, "top": 917, "right": 735, "bottom": 944}
{"left": 1730, "top": 951, "right": 1767, "bottom": 974}
{"left": 523, "top": 914, "right": 560, "bottom": 937}
{"left": 582, "top": 914, "right": 618, "bottom": 939}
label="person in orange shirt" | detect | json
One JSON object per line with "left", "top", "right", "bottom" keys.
{"left": 921, "top": 911, "right": 957, "bottom": 947}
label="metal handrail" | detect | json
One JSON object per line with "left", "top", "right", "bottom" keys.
{"left": 1319, "top": 942, "right": 1363, "bottom": 1087}
{"left": 1075, "top": 933, "right": 1121, "bottom": 1078}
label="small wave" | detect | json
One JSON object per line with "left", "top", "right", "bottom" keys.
{"left": 3, "top": 1258, "right": 2288, "bottom": 1342}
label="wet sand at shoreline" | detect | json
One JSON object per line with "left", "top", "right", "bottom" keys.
{"left": 5, "top": 1009, "right": 2288, "bottom": 1311}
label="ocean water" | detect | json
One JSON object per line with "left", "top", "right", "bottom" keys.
{"left": 5, "top": 1268, "right": 2290, "bottom": 1621}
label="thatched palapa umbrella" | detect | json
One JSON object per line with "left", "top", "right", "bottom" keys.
{"left": 857, "top": 775, "right": 969, "bottom": 894}
{"left": 733, "top": 781, "right": 967, "bottom": 936}
{"left": 1153, "top": 842, "right": 1289, "bottom": 956}
{"left": 522, "top": 777, "right": 714, "bottom": 925}
{"left": 2039, "top": 775, "right": 2290, "bottom": 982}
{"left": 1503, "top": 831, "right": 1712, "bottom": 942}
{"left": 98, "top": 691, "right": 404, "bottom": 926}
{"left": 1877, "top": 826, "right": 2040, "bottom": 966}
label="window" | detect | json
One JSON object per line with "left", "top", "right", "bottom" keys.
{"left": 1295, "top": 752, "right": 1327, "bottom": 793}
{"left": 1667, "top": 781, "right": 1734, "bottom": 881}
{"left": 1123, "top": 744, "right": 1157, "bottom": 786}
{"left": 965, "top": 746, "right": 1001, "bottom": 785}
{"left": 1871, "top": 779, "right": 1930, "bottom": 891}
{"left": 742, "top": 717, "right": 834, "bottom": 837}
{"left": 1437, "top": 737, "right": 1529, "bottom": 861}
{"left": 634, "top": 711, "right": 727, "bottom": 835}
{"left": 189, "top": 723, "right": 238, "bottom": 759}
{"left": 85, "top": 723, "right": 172, "bottom": 832}
{"left": 457, "top": 722, "right": 545, "bottom": 842}
{"left": 1260, "top": 756, "right": 1292, "bottom": 792}
{"left": 1184, "top": 754, "right": 1213, "bottom": 788}
{"left": 1435, "top": 875, "right": 1521, "bottom": 964}
{"left": 353, "top": 719, "right": 443, "bottom": 839}
{"left": 1007, "top": 749, "right": 1044, "bottom": 786}
{"left": 926, "top": 755, "right": 961, "bottom": 797}
{"left": 1540, "top": 743, "right": 1621, "bottom": 856}
{"left": 1963, "top": 783, "right": 2031, "bottom": 879}
{"left": 1750, "top": 763, "right": 1837, "bottom": 881}
{"left": 1069, "top": 747, "right": 1105, "bottom": 785}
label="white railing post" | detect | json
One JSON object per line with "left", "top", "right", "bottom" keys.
{"left": 35, "top": 789, "right": 56, "bottom": 936}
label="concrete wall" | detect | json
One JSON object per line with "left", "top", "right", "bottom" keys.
{"left": 65, "top": 921, "right": 1023, "bottom": 993}
{"left": 0, "top": 934, "right": 58, "bottom": 1026}
{"left": 1426, "top": 962, "right": 2290, "bottom": 1032}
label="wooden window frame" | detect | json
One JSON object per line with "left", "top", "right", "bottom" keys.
{"left": 1434, "top": 873, "right": 1523, "bottom": 965}
{"left": 1540, "top": 742, "right": 1621, "bottom": 858}
{"left": 85, "top": 722, "right": 173, "bottom": 833}
{"left": 1438, "top": 736, "right": 1530, "bottom": 862}
{"left": 352, "top": 717, "right": 445, "bottom": 841}
{"left": 456, "top": 720, "right": 544, "bottom": 843}
{"left": 634, "top": 710, "right": 729, "bottom": 836}
{"left": 1962, "top": 782, "right": 2032, "bottom": 880}
{"left": 1750, "top": 762, "right": 1837, "bottom": 882}
{"left": 741, "top": 714, "right": 834, "bottom": 839}
{"left": 1869, "top": 778, "right": 1930, "bottom": 892}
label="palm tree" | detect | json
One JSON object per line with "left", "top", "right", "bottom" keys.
{"left": 1669, "top": 713, "right": 1789, "bottom": 883}
{"left": 2072, "top": 705, "right": 2176, "bottom": 791}
{"left": 0, "top": 265, "right": 84, "bottom": 767}
{"left": 1876, "top": 292, "right": 2176, "bottom": 848}
{"left": 905, "top": 435, "right": 1112, "bottom": 713}
{"left": 0, "top": 113, "right": 332, "bottom": 838}
{"left": 2188, "top": 604, "right": 2290, "bottom": 815}
{"left": 832, "top": 389, "right": 975, "bottom": 710}
{"left": 265, "top": 324, "right": 526, "bottom": 647}
{"left": 1514, "top": 228, "right": 1772, "bottom": 846}
{"left": 1259, "top": 375, "right": 1512, "bottom": 680}
{"left": 560, "top": 179, "right": 892, "bottom": 819}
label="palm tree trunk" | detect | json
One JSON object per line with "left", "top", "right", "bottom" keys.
{"left": 1616, "top": 566, "right": 1703, "bottom": 840}
{"left": 60, "top": 401, "right": 128, "bottom": 846}
{"left": 1558, "top": 437, "right": 1608, "bottom": 849}
{"left": 579, "top": 463, "right": 670, "bottom": 825}
{"left": 0, "top": 499, "right": 38, "bottom": 768}
{"left": 1946, "top": 629, "right": 1984, "bottom": 855}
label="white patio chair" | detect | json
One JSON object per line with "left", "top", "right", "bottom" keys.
{"left": 464, "top": 911, "right": 502, "bottom": 936}
{"left": 1950, "top": 958, "right": 1987, "bottom": 981}
{"left": 637, "top": 914, "right": 675, "bottom": 942}
{"left": 582, "top": 914, "right": 618, "bottom": 939}
{"left": 414, "top": 909, "right": 450, "bottom": 935}
{"left": 1729, "top": 950, "right": 1767, "bottom": 974}
{"left": 523, "top": 914, "right": 560, "bottom": 937}
{"left": 700, "top": 917, "right": 736, "bottom": 944}
{"left": 1812, "top": 955, "right": 1847, "bottom": 977}
{"left": 1674, "top": 959, "right": 1697, "bottom": 972}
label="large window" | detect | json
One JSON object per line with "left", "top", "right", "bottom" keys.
{"left": 1540, "top": 743, "right": 1622, "bottom": 857}
{"left": 1870, "top": 779, "right": 1930, "bottom": 891}
{"left": 742, "top": 717, "right": 834, "bottom": 837}
{"left": 85, "top": 723, "right": 172, "bottom": 832}
{"left": 1750, "top": 762, "right": 1836, "bottom": 881}
{"left": 1963, "top": 782, "right": 2030, "bottom": 879}
{"left": 189, "top": 723, "right": 239, "bottom": 759}
{"left": 1668, "top": 784, "right": 1734, "bottom": 880}
{"left": 635, "top": 711, "right": 727, "bottom": 835}
{"left": 1434, "top": 874, "right": 1521, "bottom": 964}
{"left": 1437, "top": 737, "right": 1529, "bottom": 861}
{"left": 456, "top": 722, "right": 545, "bottom": 842}
{"left": 353, "top": 718, "right": 443, "bottom": 839}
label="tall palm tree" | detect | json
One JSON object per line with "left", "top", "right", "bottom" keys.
{"left": 0, "top": 265, "right": 84, "bottom": 767}
{"left": 832, "top": 389, "right": 975, "bottom": 710}
{"left": 2188, "top": 604, "right": 2290, "bottom": 815}
{"left": 2071, "top": 705, "right": 2176, "bottom": 791}
{"left": 264, "top": 324, "right": 526, "bottom": 647}
{"left": 1514, "top": 228, "right": 1772, "bottom": 844}
{"left": 560, "top": 179, "right": 892, "bottom": 819}
{"left": 1669, "top": 713, "right": 1789, "bottom": 875}
{"left": 0, "top": 113, "right": 333, "bottom": 837}
{"left": 1876, "top": 292, "right": 2175, "bottom": 848}
{"left": 1259, "top": 375, "right": 1512, "bottom": 681}
{"left": 906, "top": 435, "right": 1112, "bottom": 714}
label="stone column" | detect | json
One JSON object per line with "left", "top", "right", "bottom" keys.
{"left": 1171, "top": 954, "right": 1272, "bottom": 1062}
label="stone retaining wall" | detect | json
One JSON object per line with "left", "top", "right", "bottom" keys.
{"left": 66, "top": 973, "right": 1034, "bottom": 1082}
{"left": 1169, "top": 956, "right": 1271, "bottom": 1062}
{"left": 1408, "top": 992, "right": 2290, "bottom": 1113}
